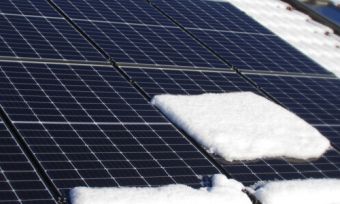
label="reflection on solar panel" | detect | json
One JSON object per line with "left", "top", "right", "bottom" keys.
{"left": 152, "top": 0, "right": 332, "bottom": 75}
{"left": 51, "top": 0, "right": 227, "bottom": 69}
{"left": 0, "top": 62, "right": 219, "bottom": 196}
{"left": 0, "top": 122, "right": 56, "bottom": 204}
{"left": 124, "top": 67, "right": 340, "bottom": 185}
{"left": 0, "top": 0, "right": 105, "bottom": 62}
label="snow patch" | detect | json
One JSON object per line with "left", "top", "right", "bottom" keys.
{"left": 251, "top": 179, "right": 340, "bottom": 204}
{"left": 70, "top": 174, "right": 251, "bottom": 204}
{"left": 152, "top": 92, "right": 330, "bottom": 161}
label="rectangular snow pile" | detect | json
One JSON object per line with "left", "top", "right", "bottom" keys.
{"left": 152, "top": 92, "right": 330, "bottom": 161}
{"left": 70, "top": 174, "right": 251, "bottom": 204}
{"left": 251, "top": 179, "right": 340, "bottom": 204}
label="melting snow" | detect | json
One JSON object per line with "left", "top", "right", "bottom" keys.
{"left": 152, "top": 92, "right": 330, "bottom": 161}
{"left": 251, "top": 179, "right": 340, "bottom": 204}
{"left": 70, "top": 174, "right": 251, "bottom": 204}
{"left": 226, "top": 0, "right": 340, "bottom": 78}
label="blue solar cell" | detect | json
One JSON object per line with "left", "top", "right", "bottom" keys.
{"left": 0, "top": 122, "right": 57, "bottom": 204}
{"left": 123, "top": 67, "right": 340, "bottom": 185}
{"left": 0, "top": 62, "right": 220, "bottom": 197}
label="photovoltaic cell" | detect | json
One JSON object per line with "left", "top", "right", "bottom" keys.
{"left": 0, "top": 0, "right": 105, "bottom": 61}
{"left": 0, "top": 62, "right": 220, "bottom": 196}
{"left": 0, "top": 122, "right": 56, "bottom": 204}
{"left": 50, "top": 0, "right": 227, "bottom": 69}
{"left": 123, "top": 67, "right": 340, "bottom": 185}
{"left": 152, "top": 0, "right": 332, "bottom": 75}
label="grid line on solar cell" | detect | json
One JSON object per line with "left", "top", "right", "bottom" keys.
{"left": 0, "top": 122, "right": 57, "bottom": 204}
{"left": 0, "top": 0, "right": 105, "bottom": 62}
{"left": 151, "top": 0, "right": 332, "bottom": 75}
{"left": 123, "top": 67, "right": 340, "bottom": 185}
{"left": 0, "top": 62, "right": 220, "bottom": 196}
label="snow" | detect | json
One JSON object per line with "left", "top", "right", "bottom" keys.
{"left": 225, "top": 0, "right": 340, "bottom": 78}
{"left": 70, "top": 174, "right": 252, "bottom": 204}
{"left": 151, "top": 92, "right": 330, "bottom": 161}
{"left": 251, "top": 179, "right": 340, "bottom": 204}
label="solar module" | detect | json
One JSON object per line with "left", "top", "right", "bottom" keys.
{"left": 123, "top": 67, "right": 340, "bottom": 185}
{"left": 0, "top": 0, "right": 105, "bottom": 62}
{"left": 0, "top": 122, "right": 56, "bottom": 204}
{"left": 50, "top": 0, "right": 227, "bottom": 69}
{"left": 151, "top": 0, "right": 333, "bottom": 75}
{"left": 0, "top": 62, "right": 220, "bottom": 196}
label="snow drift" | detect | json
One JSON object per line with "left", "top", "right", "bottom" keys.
{"left": 152, "top": 92, "right": 330, "bottom": 161}
{"left": 70, "top": 174, "right": 251, "bottom": 204}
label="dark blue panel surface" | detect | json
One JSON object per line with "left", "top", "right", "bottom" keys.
{"left": 52, "top": 0, "right": 174, "bottom": 26}
{"left": 124, "top": 67, "right": 340, "bottom": 185}
{"left": 0, "top": 0, "right": 105, "bottom": 61}
{"left": 0, "top": 14, "right": 104, "bottom": 61}
{"left": 0, "top": 0, "right": 60, "bottom": 17}
{"left": 0, "top": 122, "right": 56, "bottom": 204}
{"left": 154, "top": 0, "right": 272, "bottom": 34}
{"left": 50, "top": 0, "right": 227, "bottom": 69}
{"left": 74, "top": 20, "right": 226, "bottom": 68}
{"left": 0, "top": 62, "right": 168, "bottom": 123}
{"left": 189, "top": 28, "right": 330, "bottom": 74}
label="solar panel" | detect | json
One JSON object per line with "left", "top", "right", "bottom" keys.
{"left": 49, "top": 0, "right": 227, "bottom": 69}
{"left": 0, "top": 122, "right": 57, "bottom": 204}
{"left": 0, "top": 62, "right": 220, "bottom": 196}
{"left": 151, "top": 0, "right": 332, "bottom": 75}
{"left": 123, "top": 67, "right": 340, "bottom": 185}
{"left": 0, "top": 0, "right": 105, "bottom": 62}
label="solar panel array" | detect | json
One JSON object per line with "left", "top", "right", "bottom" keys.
{"left": 0, "top": 0, "right": 339, "bottom": 203}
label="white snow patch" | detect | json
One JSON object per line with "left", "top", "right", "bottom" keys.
{"left": 251, "top": 179, "right": 340, "bottom": 204}
{"left": 152, "top": 92, "right": 330, "bottom": 161}
{"left": 225, "top": 0, "right": 340, "bottom": 78}
{"left": 70, "top": 174, "right": 251, "bottom": 204}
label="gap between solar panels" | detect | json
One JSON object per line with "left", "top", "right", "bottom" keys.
{"left": 0, "top": 105, "right": 64, "bottom": 203}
